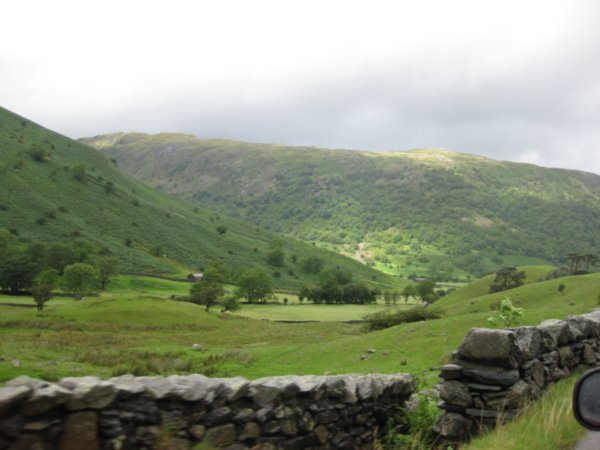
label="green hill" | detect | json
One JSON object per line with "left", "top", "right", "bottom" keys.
{"left": 83, "top": 133, "right": 600, "bottom": 280}
{"left": 0, "top": 107, "right": 397, "bottom": 291}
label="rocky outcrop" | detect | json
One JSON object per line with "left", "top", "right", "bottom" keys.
{"left": 0, "top": 373, "right": 415, "bottom": 449}
{"left": 434, "top": 311, "right": 600, "bottom": 448}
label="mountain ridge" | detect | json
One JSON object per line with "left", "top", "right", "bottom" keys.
{"left": 83, "top": 131, "right": 600, "bottom": 279}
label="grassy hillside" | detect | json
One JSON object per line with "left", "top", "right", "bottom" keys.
{"left": 0, "top": 107, "right": 398, "bottom": 291}
{"left": 83, "top": 133, "right": 600, "bottom": 280}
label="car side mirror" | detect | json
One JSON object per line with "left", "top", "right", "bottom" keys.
{"left": 573, "top": 367, "right": 600, "bottom": 431}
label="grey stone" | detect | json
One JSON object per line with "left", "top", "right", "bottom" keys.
{"left": 191, "top": 343, "right": 203, "bottom": 351}
{"left": 532, "top": 361, "right": 545, "bottom": 388}
{"left": 136, "top": 425, "right": 161, "bottom": 446}
{"left": 567, "top": 316, "right": 596, "bottom": 339}
{"left": 466, "top": 383, "right": 503, "bottom": 392}
{"left": 297, "top": 411, "right": 315, "bottom": 432}
{"left": 506, "top": 380, "right": 529, "bottom": 409}
{"left": 22, "top": 419, "right": 59, "bottom": 431}
{"left": 583, "top": 343, "right": 597, "bottom": 365}
{"left": 437, "top": 401, "right": 467, "bottom": 413}
{"left": 280, "top": 419, "right": 298, "bottom": 436}
{"left": 432, "top": 412, "right": 471, "bottom": 439}
{"left": 190, "top": 424, "right": 206, "bottom": 440}
{"left": 5, "top": 376, "right": 46, "bottom": 390}
{"left": 514, "top": 326, "right": 542, "bottom": 361}
{"left": 255, "top": 407, "right": 273, "bottom": 423}
{"left": 462, "top": 368, "right": 520, "bottom": 386}
{"left": 314, "top": 424, "right": 329, "bottom": 444}
{"left": 0, "top": 385, "right": 31, "bottom": 415}
{"left": 465, "top": 408, "right": 517, "bottom": 420}
{"left": 107, "top": 374, "right": 146, "bottom": 395}
{"left": 581, "top": 312, "right": 600, "bottom": 337}
{"left": 439, "top": 381, "right": 473, "bottom": 407}
{"left": 205, "top": 423, "right": 236, "bottom": 447}
{"left": 262, "top": 420, "right": 281, "bottom": 434}
{"left": 144, "top": 374, "right": 219, "bottom": 402}
{"left": 206, "top": 406, "right": 233, "bottom": 424}
{"left": 7, "top": 432, "right": 45, "bottom": 450}
{"left": 457, "top": 328, "right": 522, "bottom": 368}
{"left": 538, "top": 319, "right": 572, "bottom": 349}
{"left": 233, "top": 408, "right": 256, "bottom": 423}
{"left": 249, "top": 382, "right": 284, "bottom": 407}
{"left": 439, "top": 364, "right": 463, "bottom": 380}
{"left": 559, "top": 346, "right": 575, "bottom": 365}
{"left": 239, "top": 422, "right": 261, "bottom": 440}
{"left": 274, "top": 406, "right": 294, "bottom": 420}
{"left": 316, "top": 409, "right": 339, "bottom": 424}
{"left": 22, "top": 383, "right": 72, "bottom": 416}
{"left": 58, "top": 411, "right": 99, "bottom": 450}
{"left": 59, "top": 376, "right": 117, "bottom": 411}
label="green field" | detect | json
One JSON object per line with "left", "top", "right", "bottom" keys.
{"left": 2, "top": 269, "right": 599, "bottom": 385}
{"left": 237, "top": 302, "right": 414, "bottom": 321}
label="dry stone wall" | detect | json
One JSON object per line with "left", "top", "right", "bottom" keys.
{"left": 433, "top": 310, "right": 600, "bottom": 447}
{"left": 0, "top": 372, "right": 415, "bottom": 450}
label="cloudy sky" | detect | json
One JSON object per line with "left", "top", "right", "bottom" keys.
{"left": 2, "top": 0, "right": 600, "bottom": 174}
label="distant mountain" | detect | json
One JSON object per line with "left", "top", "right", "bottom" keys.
{"left": 0, "top": 107, "right": 395, "bottom": 290}
{"left": 83, "top": 133, "right": 600, "bottom": 280}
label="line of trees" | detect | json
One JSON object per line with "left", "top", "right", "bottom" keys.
{"left": 0, "top": 229, "right": 118, "bottom": 309}
{"left": 567, "top": 253, "right": 598, "bottom": 274}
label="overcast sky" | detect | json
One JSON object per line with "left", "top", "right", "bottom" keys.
{"left": 2, "top": 0, "right": 600, "bottom": 174}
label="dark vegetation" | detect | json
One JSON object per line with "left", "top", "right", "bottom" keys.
{"left": 0, "top": 229, "right": 118, "bottom": 305}
{"left": 84, "top": 133, "right": 600, "bottom": 280}
{"left": 362, "top": 307, "right": 444, "bottom": 332}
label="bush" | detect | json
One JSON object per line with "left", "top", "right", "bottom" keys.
{"left": 29, "top": 145, "right": 50, "bottom": 162}
{"left": 362, "top": 307, "right": 443, "bottom": 332}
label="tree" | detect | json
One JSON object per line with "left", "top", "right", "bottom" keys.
{"left": 203, "top": 260, "right": 228, "bottom": 283}
{"left": 220, "top": 295, "right": 241, "bottom": 313}
{"left": 266, "top": 248, "right": 285, "bottom": 267}
{"left": 0, "top": 253, "right": 37, "bottom": 294}
{"left": 402, "top": 285, "right": 417, "bottom": 304}
{"left": 489, "top": 266, "right": 525, "bottom": 293}
{"left": 417, "top": 280, "right": 436, "bottom": 303}
{"left": 45, "top": 244, "right": 79, "bottom": 274}
{"left": 558, "top": 283, "right": 566, "bottom": 294}
{"left": 31, "top": 269, "right": 59, "bottom": 311}
{"left": 96, "top": 257, "right": 118, "bottom": 290}
{"left": 190, "top": 281, "right": 224, "bottom": 312}
{"left": 236, "top": 268, "right": 273, "bottom": 303}
{"left": 343, "top": 282, "right": 376, "bottom": 305}
{"left": 216, "top": 225, "right": 227, "bottom": 236}
{"left": 300, "top": 256, "right": 324, "bottom": 274}
{"left": 62, "top": 263, "right": 97, "bottom": 299}
{"left": 298, "top": 285, "right": 310, "bottom": 304}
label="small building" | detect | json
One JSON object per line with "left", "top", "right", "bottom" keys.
{"left": 187, "top": 273, "right": 203, "bottom": 282}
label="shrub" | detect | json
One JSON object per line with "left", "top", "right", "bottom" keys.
{"left": 29, "top": 145, "right": 50, "bottom": 162}
{"left": 362, "top": 307, "right": 443, "bottom": 332}
{"left": 487, "top": 297, "right": 523, "bottom": 327}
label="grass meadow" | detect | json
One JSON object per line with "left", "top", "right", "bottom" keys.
{"left": 1, "top": 269, "right": 599, "bottom": 448}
